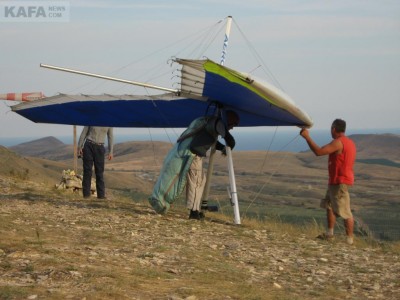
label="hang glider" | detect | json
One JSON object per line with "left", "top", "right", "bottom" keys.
{"left": 10, "top": 16, "right": 314, "bottom": 225}
{"left": 11, "top": 59, "right": 313, "bottom": 129}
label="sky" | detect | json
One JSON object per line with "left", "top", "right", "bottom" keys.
{"left": 1, "top": 0, "right": 399, "bottom": 141}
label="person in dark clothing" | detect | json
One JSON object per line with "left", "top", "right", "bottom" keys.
{"left": 78, "top": 126, "right": 114, "bottom": 199}
{"left": 149, "top": 110, "right": 239, "bottom": 218}
{"left": 183, "top": 110, "right": 238, "bottom": 220}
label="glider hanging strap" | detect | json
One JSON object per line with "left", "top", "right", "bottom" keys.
{"left": 176, "top": 120, "right": 208, "bottom": 143}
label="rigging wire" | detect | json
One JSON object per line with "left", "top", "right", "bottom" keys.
{"left": 214, "top": 18, "right": 307, "bottom": 218}
{"left": 137, "top": 20, "right": 226, "bottom": 88}
{"left": 61, "top": 19, "right": 226, "bottom": 95}
{"left": 60, "top": 17, "right": 225, "bottom": 149}
{"left": 257, "top": 127, "right": 279, "bottom": 173}
{"left": 188, "top": 24, "right": 225, "bottom": 59}
{"left": 147, "top": 127, "right": 160, "bottom": 170}
{"left": 45, "top": 16, "right": 303, "bottom": 213}
{"left": 112, "top": 18, "right": 226, "bottom": 76}
{"left": 116, "top": 18, "right": 228, "bottom": 159}
{"left": 62, "top": 19, "right": 228, "bottom": 158}
{"left": 231, "top": 18, "right": 285, "bottom": 91}
{"left": 243, "top": 133, "right": 302, "bottom": 217}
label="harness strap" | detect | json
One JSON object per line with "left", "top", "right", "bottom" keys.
{"left": 176, "top": 119, "right": 208, "bottom": 143}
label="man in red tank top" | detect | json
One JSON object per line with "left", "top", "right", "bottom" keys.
{"left": 300, "top": 119, "right": 356, "bottom": 245}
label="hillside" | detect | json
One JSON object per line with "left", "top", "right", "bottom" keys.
{"left": 0, "top": 175, "right": 399, "bottom": 299}
{"left": 9, "top": 133, "right": 400, "bottom": 163}
{"left": 3, "top": 135, "right": 400, "bottom": 241}
{"left": 2, "top": 141, "right": 172, "bottom": 195}
{"left": 9, "top": 136, "right": 74, "bottom": 161}
{"left": 1, "top": 135, "right": 400, "bottom": 298}
{"left": 0, "top": 146, "right": 66, "bottom": 184}
{"left": 350, "top": 133, "right": 400, "bottom": 162}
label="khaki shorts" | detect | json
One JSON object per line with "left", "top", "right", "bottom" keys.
{"left": 320, "top": 184, "right": 353, "bottom": 219}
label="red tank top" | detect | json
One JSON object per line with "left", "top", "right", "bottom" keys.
{"left": 328, "top": 136, "right": 356, "bottom": 185}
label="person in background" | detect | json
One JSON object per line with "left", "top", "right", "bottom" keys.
{"left": 78, "top": 126, "right": 114, "bottom": 199}
{"left": 149, "top": 110, "right": 239, "bottom": 219}
{"left": 300, "top": 119, "right": 356, "bottom": 245}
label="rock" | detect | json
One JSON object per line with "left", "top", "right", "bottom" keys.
{"left": 168, "top": 296, "right": 183, "bottom": 300}
{"left": 318, "top": 257, "right": 328, "bottom": 262}
{"left": 273, "top": 282, "right": 282, "bottom": 289}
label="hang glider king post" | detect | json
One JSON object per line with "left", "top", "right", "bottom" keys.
{"left": 201, "top": 16, "right": 241, "bottom": 224}
{"left": 38, "top": 16, "right": 243, "bottom": 224}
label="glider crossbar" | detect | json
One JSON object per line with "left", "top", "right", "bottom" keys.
{"left": 40, "top": 64, "right": 178, "bottom": 94}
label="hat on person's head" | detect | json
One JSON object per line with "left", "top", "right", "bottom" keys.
{"left": 226, "top": 110, "right": 240, "bottom": 127}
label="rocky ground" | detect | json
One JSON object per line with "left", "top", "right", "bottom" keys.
{"left": 0, "top": 175, "right": 399, "bottom": 300}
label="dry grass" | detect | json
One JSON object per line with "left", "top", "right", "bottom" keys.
{"left": 1, "top": 141, "right": 400, "bottom": 299}
{"left": 1, "top": 177, "right": 399, "bottom": 299}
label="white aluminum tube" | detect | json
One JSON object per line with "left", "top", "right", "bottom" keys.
{"left": 40, "top": 64, "right": 177, "bottom": 93}
{"left": 226, "top": 146, "right": 241, "bottom": 224}
{"left": 220, "top": 16, "right": 232, "bottom": 66}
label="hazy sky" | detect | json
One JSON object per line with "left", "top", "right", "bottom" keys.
{"left": 1, "top": 0, "right": 399, "bottom": 140}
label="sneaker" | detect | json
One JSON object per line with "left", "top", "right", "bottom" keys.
{"left": 201, "top": 205, "right": 219, "bottom": 212}
{"left": 346, "top": 236, "right": 354, "bottom": 245}
{"left": 189, "top": 210, "right": 203, "bottom": 220}
{"left": 316, "top": 233, "right": 334, "bottom": 241}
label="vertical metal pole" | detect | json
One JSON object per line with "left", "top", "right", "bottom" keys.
{"left": 73, "top": 125, "right": 77, "bottom": 173}
{"left": 201, "top": 142, "right": 217, "bottom": 209}
{"left": 220, "top": 16, "right": 232, "bottom": 66}
{"left": 226, "top": 147, "right": 240, "bottom": 224}
{"left": 221, "top": 16, "right": 241, "bottom": 224}
{"left": 203, "top": 16, "right": 241, "bottom": 224}
{"left": 202, "top": 16, "right": 233, "bottom": 209}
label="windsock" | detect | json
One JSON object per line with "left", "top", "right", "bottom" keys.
{"left": 0, "top": 92, "right": 44, "bottom": 102}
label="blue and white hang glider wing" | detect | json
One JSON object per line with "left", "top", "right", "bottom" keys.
{"left": 12, "top": 59, "right": 313, "bottom": 128}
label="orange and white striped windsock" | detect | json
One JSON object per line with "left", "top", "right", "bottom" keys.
{"left": 0, "top": 92, "right": 44, "bottom": 102}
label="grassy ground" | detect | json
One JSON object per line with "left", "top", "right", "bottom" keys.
{"left": 2, "top": 141, "right": 400, "bottom": 299}
{"left": 2, "top": 175, "right": 399, "bottom": 300}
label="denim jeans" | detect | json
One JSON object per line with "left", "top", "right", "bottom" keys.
{"left": 82, "top": 141, "right": 106, "bottom": 198}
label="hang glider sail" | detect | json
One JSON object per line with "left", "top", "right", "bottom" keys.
{"left": 11, "top": 59, "right": 313, "bottom": 129}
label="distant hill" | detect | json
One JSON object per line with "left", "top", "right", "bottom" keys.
{"left": 4, "top": 139, "right": 173, "bottom": 195}
{"left": 9, "top": 136, "right": 173, "bottom": 163}
{"left": 11, "top": 136, "right": 64, "bottom": 149}
{"left": 10, "top": 136, "right": 74, "bottom": 160}
{"left": 10, "top": 133, "right": 398, "bottom": 179}
{"left": 9, "top": 134, "right": 399, "bottom": 163}
{"left": 350, "top": 133, "right": 400, "bottom": 162}
{"left": 113, "top": 140, "right": 172, "bottom": 160}
{"left": 299, "top": 133, "right": 399, "bottom": 163}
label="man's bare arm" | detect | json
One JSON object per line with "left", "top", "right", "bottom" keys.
{"left": 300, "top": 129, "right": 342, "bottom": 156}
